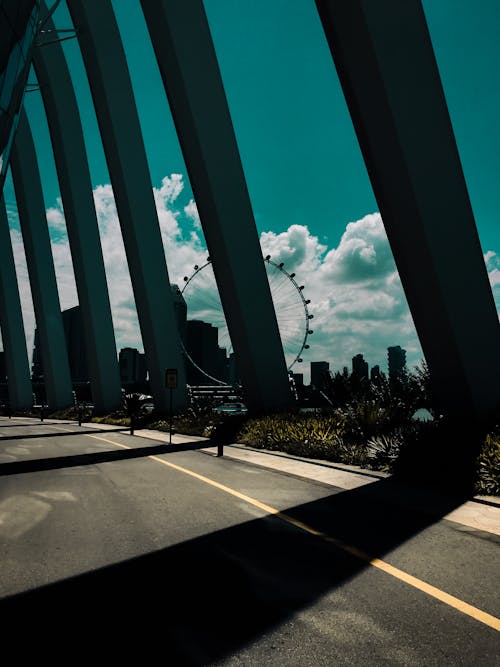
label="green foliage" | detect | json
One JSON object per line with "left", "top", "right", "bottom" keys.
{"left": 47, "top": 406, "right": 80, "bottom": 420}
{"left": 366, "top": 429, "right": 406, "bottom": 473}
{"left": 336, "top": 400, "right": 394, "bottom": 443}
{"left": 123, "top": 393, "right": 143, "bottom": 417}
{"left": 91, "top": 411, "right": 130, "bottom": 426}
{"left": 476, "top": 433, "right": 500, "bottom": 496}
{"left": 238, "top": 412, "right": 347, "bottom": 462}
{"left": 37, "top": 361, "right": 499, "bottom": 497}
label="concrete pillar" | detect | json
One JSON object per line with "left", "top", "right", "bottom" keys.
{"left": 0, "top": 196, "right": 32, "bottom": 410}
{"left": 315, "top": 0, "right": 500, "bottom": 423}
{"left": 10, "top": 109, "right": 73, "bottom": 410}
{"left": 33, "top": 3, "right": 122, "bottom": 414}
{"left": 140, "top": 0, "right": 292, "bottom": 412}
{"left": 66, "top": 0, "right": 186, "bottom": 412}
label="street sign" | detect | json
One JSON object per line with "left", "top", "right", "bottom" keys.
{"left": 165, "top": 368, "right": 178, "bottom": 389}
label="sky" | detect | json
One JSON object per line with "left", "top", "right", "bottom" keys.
{"left": 2, "top": 0, "right": 499, "bottom": 383}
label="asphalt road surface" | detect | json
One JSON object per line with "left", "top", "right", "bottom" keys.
{"left": 0, "top": 417, "right": 498, "bottom": 665}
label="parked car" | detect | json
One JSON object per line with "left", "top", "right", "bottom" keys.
{"left": 212, "top": 402, "right": 248, "bottom": 416}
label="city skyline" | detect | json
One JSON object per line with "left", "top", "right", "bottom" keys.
{"left": 1, "top": 0, "right": 499, "bottom": 383}
{"left": 27, "top": 302, "right": 409, "bottom": 389}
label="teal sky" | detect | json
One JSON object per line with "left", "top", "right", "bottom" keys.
{"left": 2, "top": 0, "right": 499, "bottom": 374}
{"left": 9, "top": 0, "right": 498, "bottom": 250}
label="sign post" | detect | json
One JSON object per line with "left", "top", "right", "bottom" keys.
{"left": 165, "top": 368, "right": 177, "bottom": 446}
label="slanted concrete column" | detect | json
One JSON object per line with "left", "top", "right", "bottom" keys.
{"left": 140, "top": 0, "right": 292, "bottom": 412}
{"left": 315, "top": 0, "right": 500, "bottom": 423}
{"left": 66, "top": 0, "right": 186, "bottom": 412}
{"left": 10, "top": 109, "right": 73, "bottom": 410}
{"left": 33, "top": 3, "right": 122, "bottom": 414}
{"left": 0, "top": 196, "right": 32, "bottom": 409}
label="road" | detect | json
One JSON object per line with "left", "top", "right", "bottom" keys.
{"left": 0, "top": 417, "right": 498, "bottom": 665}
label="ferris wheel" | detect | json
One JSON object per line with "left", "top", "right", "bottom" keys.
{"left": 179, "top": 255, "right": 313, "bottom": 384}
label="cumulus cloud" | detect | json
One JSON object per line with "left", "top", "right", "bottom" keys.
{"left": 184, "top": 198, "right": 201, "bottom": 229}
{"left": 485, "top": 250, "right": 500, "bottom": 288}
{"left": 320, "top": 213, "right": 396, "bottom": 284}
{"left": 259, "top": 214, "right": 422, "bottom": 377}
{"left": 8, "top": 228, "right": 35, "bottom": 353}
{"left": 46, "top": 197, "right": 67, "bottom": 235}
{"left": 3, "top": 177, "right": 499, "bottom": 385}
{"left": 261, "top": 224, "right": 326, "bottom": 273}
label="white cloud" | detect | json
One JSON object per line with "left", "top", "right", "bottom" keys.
{"left": 8, "top": 228, "right": 35, "bottom": 354}
{"left": 46, "top": 197, "right": 67, "bottom": 234}
{"left": 184, "top": 198, "right": 201, "bottom": 228}
{"left": 261, "top": 224, "right": 326, "bottom": 273}
{"left": 258, "top": 214, "right": 421, "bottom": 378}
{"left": 485, "top": 250, "right": 500, "bottom": 289}
{"left": 3, "top": 179, "right": 499, "bottom": 386}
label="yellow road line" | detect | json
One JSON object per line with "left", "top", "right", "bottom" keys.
{"left": 52, "top": 427, "right": 500, "bottom": 631}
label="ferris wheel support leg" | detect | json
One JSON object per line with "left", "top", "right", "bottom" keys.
{"left": 141, "top": 0, "right": 292, "bottom": 412}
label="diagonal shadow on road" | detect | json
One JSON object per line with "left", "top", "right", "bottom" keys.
{"left": 0, "top": 426, "right": 128, "bottom": 442}
{"left": 0, "top": 439, "right": 209, "bottom": 475}
{"left": 1, "top": 472, "right": 497, "bottom": 665}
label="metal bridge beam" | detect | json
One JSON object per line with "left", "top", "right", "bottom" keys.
{"left": 67, "top": 0, "right": 187, "bottom": 412}
{"left": 32, "top": 2, "right": 122, "bottom": 413}
{"left": 0, "top": 196, "right": 32, "bottom": 410}
{"left": 10, "top": 109, "right": 73, "bottom": 410}
{"left": 316, "top": 0, "right": 500, "bottom": 424}
{"left": 140, "top": 0, "right": 292, "bottom": 412}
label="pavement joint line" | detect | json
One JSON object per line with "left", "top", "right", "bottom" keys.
{"left": 61, "top": 429, "right": 499, "bottom": 633}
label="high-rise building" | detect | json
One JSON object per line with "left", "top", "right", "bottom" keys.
{"left": 32, "top": 305, "right": 88, "bottom": 383}
{"left": 292, "top": 373, "right": 304, "bottom": 387}
{"left": 185, "top": 320, "right": 227, "bottom": 385}
{"left": 228, "top": 352, "right": 240, "bottom": 386}
{"left": 310, "top": 361, "right": 330, "bottom": 389}
{"left": 352, "top": 353, "right": 369, "bottom": 381}
{"left": 388, "top": 345, "right": 407, "bottom": 380}
{"left": 62, "top": 306, "right": 88, "bottom": 382}
{"left": 119, "top": 347, "right": 147, "bottom": 385}
{"left": 171, "top": 284, "right": 187, "bottom": 343}
{"left": 370, "top": 364, "right": 382, "bottom": 382}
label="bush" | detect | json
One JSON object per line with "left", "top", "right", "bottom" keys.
{"left": 238, "top": 412, "right": 348, "bottom": 462}
{"left": 366, "top": 429, "right": 406, "bottom": 473}
{"left": 476, "top": 433, "right": 500, "bottom": 496}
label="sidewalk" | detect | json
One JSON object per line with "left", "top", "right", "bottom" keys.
{"left": 66, "top": 419, "right": 500, "bottom": 538}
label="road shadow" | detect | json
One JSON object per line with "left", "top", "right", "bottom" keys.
{"left": 0, "top": 421, "right": 63, "bottom": 428}
{"left": 0, "top": 438, "right": 210, "bottom": 476}
{"left": 0, "top": 425, "right": 131, "bottom": 442}
{"left": 2, "top": 474, "right": 494, "bottom": 665}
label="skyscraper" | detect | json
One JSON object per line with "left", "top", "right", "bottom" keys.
{"left": 388, "top": 346, "right": 407, "bottom": 381}
{"left": 62, "top": 306, "right": 88, "bottom": 383}
{"left": 310, "top": 361, "right": 330, "bottom": 389}
{"left": 171, "top": 284, "right": 187, "bottom": 343}
{"left": 352, "top": 353, "right": 369, "bottom": 381}
{"left": 119, "top": 347, "right": 147, "bottom": 386}
{"left": 32, "top": 305, "right": 88, "bottom": 383}
{"left": 185, "top": 320, "right": 227, "bottom": 385}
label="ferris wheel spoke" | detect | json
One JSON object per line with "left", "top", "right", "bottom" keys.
{"left": 181, "top": 257, "right": 312, "bottom": 381}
